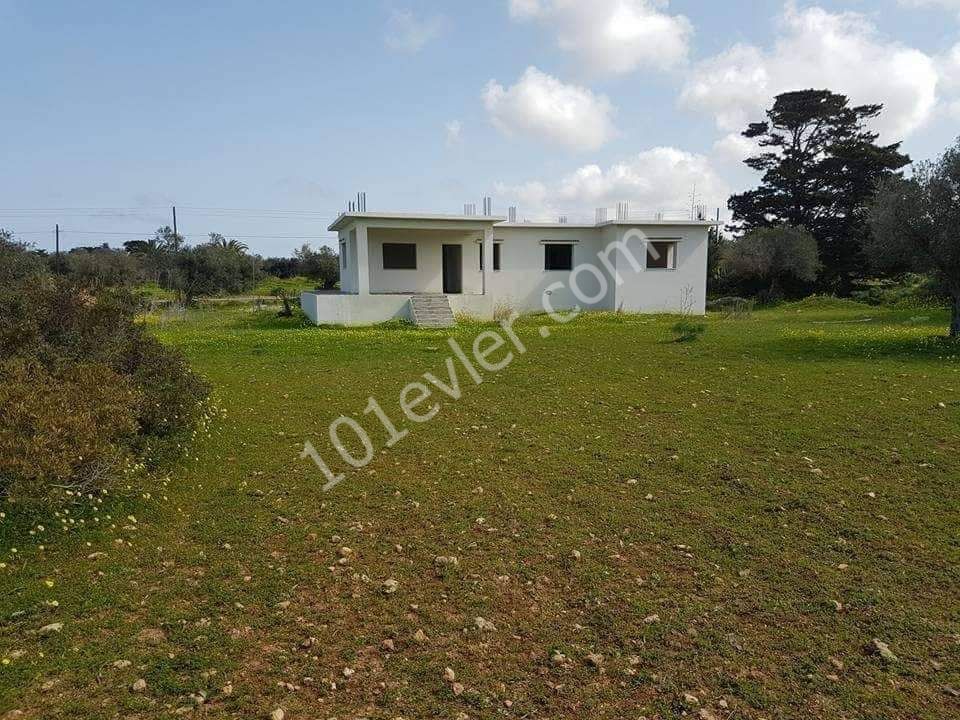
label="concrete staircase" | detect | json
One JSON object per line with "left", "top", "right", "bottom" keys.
{"left": 409, "top": 294, "right": 455, "bottom": 328}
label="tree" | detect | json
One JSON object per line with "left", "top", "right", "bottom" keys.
{"left": 169, "top": 245, "right": 257, "bottom": 305}
{"left": 730, "top": 89, "right": 910, "bottom": 294}
{"left": 868, "top": 137, "right": 960, "bottom": 337}
{"left": 722, "top": 225, "right": 820, "bottom": 299}
{"left": 123, "top": 227, "right": 181, "bottom": 283}
{"left": 207, "top": 233, "right": 249, "bottom": 254}
{"left": 294, "top": 244, "right": 339, "bottom": 289}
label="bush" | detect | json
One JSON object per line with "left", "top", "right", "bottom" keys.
{"left": 671, "top": 318, "right": 706, "bottom": 342}
{"left": 0, "top": 361, "right": 139, "bottom": 500}
{"left": 0, "top": 236, "right": 210, "bottom": 503}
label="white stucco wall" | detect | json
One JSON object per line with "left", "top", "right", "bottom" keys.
{"left": 606, "top": 225, "right": 709, "bottom": 314}
{"left": 311, "top": 218, "right": 710, "bottom": 325}
{"left": 300, "top": 292, "right": 411, "bottom": 326}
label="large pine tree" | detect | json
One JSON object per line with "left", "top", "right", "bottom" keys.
{"left": 729, "top": 89, "right": 910, "bottom": 294}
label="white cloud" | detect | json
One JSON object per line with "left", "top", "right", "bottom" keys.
{"left": 494, "top": 146, "right": 728, "bottom": 218}
{"left": 508, "top": 0, "right": 693, "bottom": 74}
{"left": 483, "top": 66, "right": 617, "bottom": 151}
{"left": 444, "top": 120, "right": 463, "bottom": 146}
{"left": 384, "top": 9, "right": 445, "bottom": 53}
{"left": 713, "top": 132, "right": 761, "bottom": 165}
{"left": 680, "top": 3, "right": 939, "bottom": 140}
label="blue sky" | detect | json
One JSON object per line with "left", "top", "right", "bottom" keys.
{"left": 1, "top": 0, "right": 958, "bottom": 255}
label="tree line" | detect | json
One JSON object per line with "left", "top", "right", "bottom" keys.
{"left": 712, "top": 88, "right": 960, "bottom": 336}
{"left": 39, "top": 227, "right": 341, "bottom": 305}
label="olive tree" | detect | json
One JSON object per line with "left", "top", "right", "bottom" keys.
{"left": 721, "top": 225, "right": 820, "bottom": 299}
{"left": 868, "top": 138, "right": 960, "bottom": 337}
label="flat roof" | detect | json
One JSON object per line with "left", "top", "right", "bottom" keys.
{"left": 329, "top": 211, "right": 718, "bottom": 232}
{"left": 328, "top": 212, "right": 506, "bottom": 232}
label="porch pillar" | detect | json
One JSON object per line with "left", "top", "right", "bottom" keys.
{"left": 481, "top": 226, "right": 494, "bottom": 296}
{"left": 355, "top": 222, "right": 370, "bottom": 295}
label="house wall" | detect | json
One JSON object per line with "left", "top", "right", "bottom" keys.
{"left": 312, "top": 220, "right": 709, "bottom": 325}
{"left": 366, "top": 228, "right": 484, "bottom": 294}
{"left": 607, "top": 225, "right": 709, "bottom": 314}
{"left": 487, "top": 226, "right": 615, "bottom": 314}
{"left": 300, "top": 291, "right": 411, "bottom": 325}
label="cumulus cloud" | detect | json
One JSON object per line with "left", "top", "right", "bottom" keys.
{"left": 483, "top": 66, "right": 617, "bottom": 151}
{"left": 494, "top": 147, "right": 728, "bottom": 218}
{"left": 384, "top": 8, "right": 445, "bottom": 53}
{"left": 508, "top": 0, "right": 693, "bottom": 74}
{"left": 680, "top": 3, "right": 939, "bottom": 140}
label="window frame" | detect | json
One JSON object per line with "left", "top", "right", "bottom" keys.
{"left": 381, "top": 242, "right": 417, "bottom": 270}
{"left": 543, "top": 243, "right": 574, "bottom": 271}
{"left": 646, "top": 240, "right": 678, "bottom": 270}
{"left": 480, "top": 241, "right": 504, "bottom": 272}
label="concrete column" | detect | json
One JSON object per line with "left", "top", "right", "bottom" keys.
{"left": 481, "top": 226, "right": 494, "bottom": 296}
{"left": 355, "top": 223, "right": 370, "bottom": 295}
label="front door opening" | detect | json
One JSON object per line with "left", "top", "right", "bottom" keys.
{"left": 442, "top": 244, "right": 462, "bottom": 294}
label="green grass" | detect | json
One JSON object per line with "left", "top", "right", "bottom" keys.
{"left": 251, "top": 275, "right": 317, "bottom": 297}
{"left": 2, "top": 302, "right": 959, "bottom": 719}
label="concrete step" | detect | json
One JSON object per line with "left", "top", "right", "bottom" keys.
{"left": 409, "top": 295, "right": 456, "bottom": 328}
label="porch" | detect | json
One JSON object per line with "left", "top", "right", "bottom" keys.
{"left": 301, "top": 212, "right": 503, "bottom": 326}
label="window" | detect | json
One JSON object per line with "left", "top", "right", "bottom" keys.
{"left": 339, "top": 242, "right": 347, "bottom": 270}
{"left": 544, "top": 243, "right": 573, "bottom": 271}
{"left": 382, "top": 243, "right": 416, "bottom": 270}
{"left": 480, "top": 243, "right": 503, "bottom": 271}
{"left": 646, "top": 241, "right": 676, "bottom": 269}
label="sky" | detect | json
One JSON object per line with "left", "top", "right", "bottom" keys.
{"left": 1, "top": 0, "right": 958, "bottom": 256}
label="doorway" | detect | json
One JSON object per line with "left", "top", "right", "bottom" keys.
{"left": 442, "top": 244, "right": 462, "bottom": 294}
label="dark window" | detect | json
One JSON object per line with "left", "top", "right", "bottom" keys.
{"left": 481, "top": 243, "right": 503, "bottom": 271}
{"left": 339, "top": 243, "right": 347, "bottom": 269}
{"left": 382, "top": 243, "right": 417, "bottom": 270}
{"left": 544, "top": 243, "right": 573, "bottom": 271}
{"left": 646, "top": 241, "right": 675, "bottom": 269}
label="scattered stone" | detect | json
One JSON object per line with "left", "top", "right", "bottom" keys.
{"left": 381, "top": 638, "right": 396, "bottom": 652}
{"left": 39, "top": 623, "right": 63, "bottom": 635}
{"left": 584, "top": 653, "right": 604, "bottom": 668}
{"left": 869, "top": 638, "right": 898, "bottom": 663}
{"left": 269, "top": 709, "right": 285, "bottom": 720}
{"left": 338, "top": 547, "right": 353, "bottom": 558}
{"left": 412, "top": 629, "right": 428, "bottom": 644}
{"left": 944, "top": 685, "right": 960, "bottom": 698}
{"left": 137, "top": 628, "right": 166, "bottom": 645}
{"left": 643, "top": 614, "right": 660, "bottom": 624}
{"left": 682, "top": 692, "right": 700, "bottom": 706}
{"left": 829, "top": 656, "right": 844, "bottom": 670}
{"left": 550, "top": 650, "right": 567, "bottom": 666}
{"left": 87, "top": 552, "right": 107, "bottom": 560}
{"left": 434, "top": 555, "right": 459, "bottom": 572}
{"left": 698, "top": 710, "right": 718, "bottom": 720}
{"left": 131, "top": 678, "right": 147, "bottom": 692}
{"left": 274, "top": 600, "right": 291, "bottom": 610}
{"left": 221, "top": 683, "right": 233, "bottom": 696}
{"left": 570, "top": 550, "right": 581, "bottom": 561}
{"left": 382, "top": 578, "right": 400, "bottom": 594}
{"left": 443, "top": 667, "right": 456, "bottom": 683}
{"left": 474, "top": 616, "right": 496, "bottom": 631}
{"left": 644, "top": 493, "right": 654, "bottom": 500}
{"left": 112, "top": 659, "right": 132, "bottom": 669}
{"left": 342, "top": 667, "right": 354, "bottom": 678}
{"left": 451, "top": 682, "right": 465, "bottom": 696}
{"left": 300, "top": 636, "right": 317, "bottom": 649}
{"left": 40, "top": 679, "right": 58, "bottom": 691}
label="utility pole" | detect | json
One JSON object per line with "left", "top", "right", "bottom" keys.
{"left": 55, "top": 223, "right": 60, "bottom": 256}
{"left": 172, "top": 205, "right": 178, "bottom": 240}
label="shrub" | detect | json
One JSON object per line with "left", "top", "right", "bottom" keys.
{"left": 0, "top": 361, "right": 139, "bottom": 501}
{"left": 671, "top": 318, "right": 706, "bottom": 343}
{"left": 0, "top": 238, "right": 210, "bottom": 503}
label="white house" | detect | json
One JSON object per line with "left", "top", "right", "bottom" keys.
{"left": 300, "top": 206, "right": 715, "bottom": 327}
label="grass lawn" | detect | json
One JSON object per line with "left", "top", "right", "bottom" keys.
{"left": 1, "top": 301, "right": 958, "bottom": 719}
